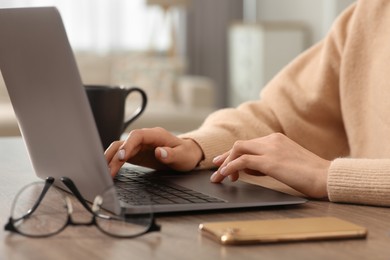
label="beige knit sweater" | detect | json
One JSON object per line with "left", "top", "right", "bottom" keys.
{"left": 181, "top": 0, "right": 390, "bottom": 207}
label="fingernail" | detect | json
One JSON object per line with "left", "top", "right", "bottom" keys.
{"left": 210, "top": 171, "right": 219, "bottom": 182}
{"left": 118, "top": 149, "right": 125, "bottom": 161}
{"left": 212, "top": 155, "right": 221, "bottom": 163}
{"left": 159, "top": 148, "right": 168, "bottom": 159}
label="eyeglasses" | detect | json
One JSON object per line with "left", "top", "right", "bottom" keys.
{"left": 4, "top": 177, "right": 160, "bottom": 238}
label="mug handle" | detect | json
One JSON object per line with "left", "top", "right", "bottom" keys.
{"left": 122, "top": 87, "right": 148, "bottom": 131}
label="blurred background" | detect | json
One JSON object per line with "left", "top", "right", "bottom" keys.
{"left": 0, "top": 0, "right": 355, "bottom": 135}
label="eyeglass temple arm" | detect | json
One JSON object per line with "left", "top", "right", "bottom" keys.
{"left": 60, "top": 177, "right": 94, "bottom": 214}
{"left": 22, "top": 177, "right": 55, "bottom": 220}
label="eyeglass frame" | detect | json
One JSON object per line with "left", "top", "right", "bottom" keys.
{"left": 4, "top": 176, "right": 161, "bottom": 238}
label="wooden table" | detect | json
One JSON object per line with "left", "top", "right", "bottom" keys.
{"left": 1, "top": 137, "right": 390, "bottom": 259}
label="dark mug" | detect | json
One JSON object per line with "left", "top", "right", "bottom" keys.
{"left": 85, "top": 85, "right": 147, "bottom": 150}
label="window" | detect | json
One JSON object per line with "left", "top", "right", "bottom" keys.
{"left": 0, "top": 0, "right": 183, "bottom": 54}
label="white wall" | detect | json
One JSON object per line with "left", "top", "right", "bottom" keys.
{"left": 253, "top": 0, "right": 356, "bottom": 45}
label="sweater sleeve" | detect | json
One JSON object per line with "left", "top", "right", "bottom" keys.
{"left": 180, "top": 3, "right": 357, "bottom": 169}
{"left": 328, "top": 159, "right": 390, "bottom": 206}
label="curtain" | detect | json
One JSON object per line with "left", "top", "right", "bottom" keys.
{"left": 0, "top": 0, "right": 177, "bottom": 53}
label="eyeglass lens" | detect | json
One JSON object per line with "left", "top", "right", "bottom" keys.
{"left": 94, "top": 187, "right": 155, "bottom": 237}
{"left": 10, "top": 182, "right": 68, "bottom": 237}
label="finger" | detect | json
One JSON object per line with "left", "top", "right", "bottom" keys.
{"left": 118, "top": 128, "right": 181, "bottom": 161}
{"left": 210, "top": 170, "right": 227, "bottom": 183}
{"left": 212, "top": 154, "right": 261, "bottom": 183}
{"left": 154, "top": 144, "right": 198, "bottom": 171}
{"left": 215, "top": 140, "right": 263, "bottom": 176}
{"left": 104, "top": 141, "right": 126, "bottom": 177}
{"left": 104, "top": 140, "right": 123, "bottom": 162}
{"left": 210, "top": 166, "right": 240, "bottom": 183}
{"left": 228, "top": 172, "right": 240, "bottom": 182}
{"left": 109, "top": 160, "right": 126, "bottom": 178}
{"left": 221, "top": 154, "right": 261, "bottom": 179}
{"left": 106, "top": 151, "right": 126, "bottom": 178}
{"left": 210, "top": 141, "right": 255, "bottom": 183}
{"left": 212, "top": 151, "right": 230, "bottom": 166}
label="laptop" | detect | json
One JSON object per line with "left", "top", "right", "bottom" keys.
{"left": 0, "top": 7, "right": 306, "bottom": 214}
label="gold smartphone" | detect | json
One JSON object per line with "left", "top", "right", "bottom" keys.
{"left": 199, "top": 217, "right": 367, "bottom": 245}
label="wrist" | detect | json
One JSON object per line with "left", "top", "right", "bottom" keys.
{"left": 312, "top": 159, "right": 331, "bottom": 199}
{"left": 183, "top": 138, "right": 204, "bottom": 168}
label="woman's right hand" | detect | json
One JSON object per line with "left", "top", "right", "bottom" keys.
{"left": 104, "top": 127, "right": 204, "bottom": 177}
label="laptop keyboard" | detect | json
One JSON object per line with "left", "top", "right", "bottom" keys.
{"left": 114, "top": 168, "right": 225, "bottom": 205}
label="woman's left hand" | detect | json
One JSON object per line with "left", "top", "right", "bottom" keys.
{"left": 211, "top": 133, "right": 331, "bottom": 199}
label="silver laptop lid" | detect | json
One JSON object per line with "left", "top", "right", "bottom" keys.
{"left": 0, "top": 7, "right": 116, "bottom": 208}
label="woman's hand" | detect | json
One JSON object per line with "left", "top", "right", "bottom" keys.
{"left": 104, "top": 127, "right": 203, "bottom": 177}
{"left": 211, "top": 133, "right": 331, "bottom": 199}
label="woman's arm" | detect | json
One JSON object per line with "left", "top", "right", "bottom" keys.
{"left": 180, "top": 3, "right": 357, "bottom": 168}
